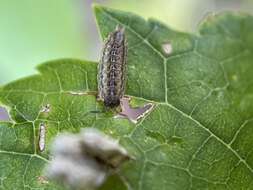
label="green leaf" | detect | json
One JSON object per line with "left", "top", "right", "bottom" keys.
{"left": 1, "top": 5, "right": 253, "bottom": 190}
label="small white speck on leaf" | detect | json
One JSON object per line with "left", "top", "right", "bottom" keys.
{"left": 38, "top": 176, "right": 49, "bottom": 184}
{"left": 40, "top": 104, "right": 51, "bottom": 113}
{"left": 45, "top": 128, "right": 130, "bottom": 190}
{"left": 162, "top": 42, "right": 173, "bottom": 55}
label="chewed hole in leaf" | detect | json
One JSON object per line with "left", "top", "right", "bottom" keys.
{"left": 115, "top": 96, "right": 155, "bottom": 124}
{"left": 0, "top": 106, "right": 11, "bottom": 121}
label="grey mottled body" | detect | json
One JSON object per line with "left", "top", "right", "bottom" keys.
{"left": 98, "top": 26, "right": 127, "bottom": 108}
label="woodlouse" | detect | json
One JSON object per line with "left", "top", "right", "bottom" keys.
{"left": 98, "top": 25, "right": 127, "bottom": 108}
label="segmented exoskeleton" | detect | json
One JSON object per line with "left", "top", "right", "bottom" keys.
{"left": 98, "top": 25, "right": 127, "bottom": 108}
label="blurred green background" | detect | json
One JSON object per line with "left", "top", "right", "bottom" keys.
{"left": 0, "top": 0, "right": 252, "bottom": 85}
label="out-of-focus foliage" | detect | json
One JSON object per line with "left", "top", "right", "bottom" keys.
{"left": 106, "top": 0, "right": 253, "bottom": 31}
{"left": 0, "top": 0, "right": 86, "bottom": 84}
{"left": 0, "top": 0, "right": 252, "bottom": 85}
